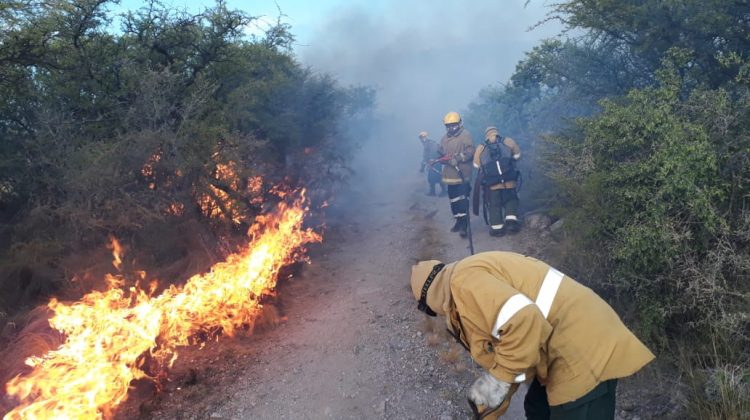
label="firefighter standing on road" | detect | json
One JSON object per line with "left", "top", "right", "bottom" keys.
{"left": 419, "top": 131, "right": 446, "bottom": 196}
{"left": 437, "top": 112, "right": 474, "bottom": 237}
{"left": 410, "top": 251, "right": 655, "bottom": 420}
{"left": 473, "top": 127, "right": 522, "bottom": 237}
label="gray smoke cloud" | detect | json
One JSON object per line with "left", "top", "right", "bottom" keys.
{"left": 297, "top": 0, "right": 560, "bottom": 139}
{"left": 284, "top": 0, "right": 563, "bottom": 202}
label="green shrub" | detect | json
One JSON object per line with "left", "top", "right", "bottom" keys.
{"left": 541, "top": 49, "right": 750, "bottom": 415}
{"left": 0, "top": 1, "right": 373, "bottom": 313}
{"left": 547, "top": 52, "right": 749, "bottom": 354}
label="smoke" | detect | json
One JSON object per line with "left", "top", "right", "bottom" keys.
{"left": 297, "top": 0, "right": 560, "bottom": 141}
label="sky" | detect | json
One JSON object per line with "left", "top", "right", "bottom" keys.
{"left": 113, "top": 0, "right": 563, "bottom": 141}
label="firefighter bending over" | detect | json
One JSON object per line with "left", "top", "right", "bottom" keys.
{"left": 419, "top": 131, "right": 446, "bottom": 196}
{"left": 410, "top": 252, "right": 654, "bottom": 420}
{"left": 437, "top": 112, "right": 474, "bottom": 237}
{"left": 473, "top": 126, "right": 522, "bottom": 237}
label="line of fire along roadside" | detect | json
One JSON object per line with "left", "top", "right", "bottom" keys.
{"left": 3, "top": 188, "right": 321, "bottom": 419}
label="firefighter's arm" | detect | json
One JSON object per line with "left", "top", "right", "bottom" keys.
{"left": 454, "top": 273, "right": 526, "bottom": 414}
{"left": 503, "top": 137, "right": 521, "bottom": 160}
{"left": 459, "top": 135, "right": 475, "bottom": 163}
{"left": 489, "top": 301, "right": 548, "bottom": 384}
{"left": 454, "top": 272, "right": 549, "bottom": 384}
{"left": 472, "top": 144, "right": 484, "bottom": 169}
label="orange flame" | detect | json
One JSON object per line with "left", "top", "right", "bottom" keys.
{"left": 197, "top": 162, "right": 248, "bottom": 224}
{"left": 4, "top": 191, "right": 321, "bottom": 419}
{"left": 141, "top": 152, "right": 162, "bottom": 191}
{"left": 106, "top": 236, "right": 123, "bottom": 272}
{"left": 164, "top": 202, "right": 184, "bottom": 217}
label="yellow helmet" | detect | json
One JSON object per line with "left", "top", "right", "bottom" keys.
{"left": 443, "top": 111, "right": 461, "bottom": 125}
{"left": 418, "top": 131, "right": 429, "bottom": 139}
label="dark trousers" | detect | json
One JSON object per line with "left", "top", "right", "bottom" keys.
{"left": 427, "top": 168, "right": 445, "bottom": 194}
{"left": 488, "top": 188, "right": 518, "bottom": 229}
{"left": 447, "top": 183, "right": 470, "bottom": 218}
{"left": 524, "top": 378, "right": 618, "bottom": 420}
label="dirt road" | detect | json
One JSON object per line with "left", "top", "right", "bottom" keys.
{"left": 109, "top": 131, "right": 667, "bottom": 420}
{"left": 112, "top": 148, "right": 552, "bottom": 419}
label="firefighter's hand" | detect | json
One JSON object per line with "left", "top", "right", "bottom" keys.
{"left": 449, "top": 157, "right": 458, "bottom": 167}
{"left": 468, "top": 373, "right": 510, "bottom": 410}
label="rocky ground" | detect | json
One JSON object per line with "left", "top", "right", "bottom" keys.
{"left": 110, "top": 157, "right": 678, "bottom": 419}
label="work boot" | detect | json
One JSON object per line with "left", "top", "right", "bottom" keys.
{"left": 450, "top": 218, "right": 461, "bottom": 232}
{"left": 489, "top": 228, "right": 505, "bottom": 237}
{"left": 506, "top": 219, "right": 520, "bottom": 234}
{"left": 427, "top": 186, "right": 436, "bottom": 196}
{"left": 458, "top": 217, "right": 468, "bottom": 238}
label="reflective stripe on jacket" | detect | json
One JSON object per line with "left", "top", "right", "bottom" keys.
{"left": 442, "top": 252, "right": 654, "bottom": 406}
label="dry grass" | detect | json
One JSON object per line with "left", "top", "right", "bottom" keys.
{"left": 451, "top": 361, "right": 467, "bottom": 373}
{"left": 439, "top": 344, "right": 462, "bottom": 364}
{"left": 419, "top": 317, "right": 437, "bottom": 334}
{"left": 682, "top": 360, "right": 750, "bottom": 420}
{"left": 418, "top": 316, "right": 451, "bottom": 347}
{"left": 408, "top": 197, "right": 447, "bottom": 263}
{"left": 0, "top": 305, "right": 63, "bottom": 387}
{"left": 426, "top": 333, "right": 442, "bottom": 347}
{"left": 416, "top": 226, "right": 444, "bottom": 261}
{"left": 247, "top": 304, "right": 285, "bottom": 334}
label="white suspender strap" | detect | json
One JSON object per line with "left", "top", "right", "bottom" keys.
{"left": 489, "top": 267, "right": 565, "bottom": 383}
{"left": 536, "top": 268, "right": 564, "bottom": 318}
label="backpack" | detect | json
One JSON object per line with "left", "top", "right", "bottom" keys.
{"left": 480, "top": 138, "right": 518, "bottom": 185}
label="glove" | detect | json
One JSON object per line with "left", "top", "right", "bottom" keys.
{"left": 468, "top": 372, "right": 511, "bottom": 410}
{"left": 449, "top": 157, "right": 458, "bottom": 167}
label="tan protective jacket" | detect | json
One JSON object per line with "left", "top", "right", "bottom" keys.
{"left": 412, "top": 252, "right": 654, "bottom": 406}
{"left": 439, "top": 127, "right": 474, "bottom": 185}
{"left": 472, "top": 137, "right": 521, "bottom": 190}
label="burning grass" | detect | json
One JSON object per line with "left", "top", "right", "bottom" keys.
{"left": 2, "top": 190, "right": 321, "bottom": 419}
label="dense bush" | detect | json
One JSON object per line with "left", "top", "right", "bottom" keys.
{"left": 465, "top": 0, "right": 750, "bottom": 417}
{"left": 549, "top": 53, "right": 749, "bottom": 351}
{"left": 0, "top": 0, "right": 373, "bottom": 315}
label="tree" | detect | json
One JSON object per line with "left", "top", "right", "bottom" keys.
{"left": 550, "top": 0, "right": 750, "bottom": 88}
{"left": 0, "top": 0, "right": 373, "bottom": 316}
